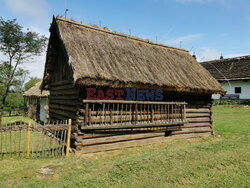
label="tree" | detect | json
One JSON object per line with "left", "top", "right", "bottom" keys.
{"left": 25, "top": 77, "right": 41, "bottom": 91}
{"left": 0, "top": 18, "right": 47, "bottom": 126}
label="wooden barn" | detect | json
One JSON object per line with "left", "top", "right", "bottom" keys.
{"left": 24, "top": 81, "right": 49, "bottom": 123}
{"left": 42, "top": 16, "right": 225, "bottom": 153}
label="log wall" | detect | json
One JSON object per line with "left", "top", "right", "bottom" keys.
{"left": 49, "top": 80, "right": 80, "bottom": 124}
{"left": 74, "top": 93, "right": 213, "bottom": 154}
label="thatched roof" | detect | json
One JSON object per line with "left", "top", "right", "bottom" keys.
{"left": 24, "top": 81, "right": 49, "bottom": 98}
{"left": 43, "top": 16, "right": 225, "bottom": 95}
{"left": 201, "top": 55, "right": 250, "bottom": 81}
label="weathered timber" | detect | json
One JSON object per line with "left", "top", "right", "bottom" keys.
{"left": 50, "top": 79, "right": 74, "bottom": 87}
{"left": 50, "top": 84, "right": 76, "bottom": 91}
{"left": 49, "top": 95, "right": 79, "bottom": 100}
{"left": 186, "top": 113, "right": 210, "bottom": 118}
{"left": 172, "top": 127, "right": 211, "bottom": 135}
{"left": 77, "top": 132, "right": 211, "bottom": 153}
{"left": 49, "top": 108, "right": 77, "bottom": 119}
{"left": 183, "top": 123, "right": 211, "bottom": 128}
{"left": 186, "top": 108, "right": 210, "bottom": 113}
{"left": 50, "top": 99, "right": 78, "bottom": 106}
{"left": 75, "top": 132, "right": 166, "bottom": 146}
{"left": 187, "top": 117, "right": 210, "bottom": 123}
{"left": 82, "top": 100, "right": 187, "bottom": 105}
{"left": 50, "top": 104, "right": 77, "bottom": 112}
{"left": 81, "top": 121, "right": 186, "bottom": 130}
{"left": 50, "top": 89, "right": 79, "bottom": 96}
{"left": 84, "top": 114, "right": 184, "bottom": 124}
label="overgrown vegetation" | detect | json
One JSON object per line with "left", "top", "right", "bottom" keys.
{"left": 0, "top": 106, "right": 249, "bottom": 187}
{"left": 0, "top": 17, "right": 47, "bottom": 126}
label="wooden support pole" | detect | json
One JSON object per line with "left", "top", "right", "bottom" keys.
{"left": 27, "top": 121, "right": 31, "bottom": 157}
{"left": 84, "top": 104, "right": 89, "bottom": 126}
{"left": 66, "top": 119, "right": 72, "bottom": 157}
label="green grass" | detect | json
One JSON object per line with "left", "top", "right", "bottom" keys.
{"left": 2, "top": 116, "right": 38, "bottom": 126}
{"left": 0, "top": 107, "right": 249, "bottom": 187}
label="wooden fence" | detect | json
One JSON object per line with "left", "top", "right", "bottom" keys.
{"left": 81, "top": 100, "right": 187, "bottom": 130}
{"left": 0, "top": 120, "right": 72, "bottom": 159}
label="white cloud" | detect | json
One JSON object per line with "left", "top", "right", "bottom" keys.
{"left": 199, "top": 48, "right": 221, "bottom": 62}
{"left": 3, "top": 0, "right": 50, "bottom": 24}
{"left": 198, "top": 48, "right": 249, "bottom": 62}
{"left": 166, "top": 33, "right": 204, "bottom": 45}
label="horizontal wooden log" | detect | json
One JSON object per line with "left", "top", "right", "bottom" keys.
{"left": 50, "top": 99, "right": 79, "bottom": 106}
{"left": 79, "top": 109, "right": 184, "bottom": 116}
{"left": 50, "top": 104, "right": 77, "bottom": 112}
{"left": 87, "top": 114, "right": 183, "bottom": 124}
{"left": 50, "top": 84, "right": 76, "bottom": 91}
{"left": 81, "top": 121, "right": 186, "bottom": 130}
{"left": 172, "top": 127, "right": 211, "bottom": 135}
{"left": 183, "top": 123, "right": 211, "bottom": 128}
{"left": 186, "top": 108, "right": 210, "bottom": 113}
{"left": 186, "top": 113, "right": 210, "bottom": 118}
{"left": 75, "top": 132, "right": 166, "bottom": 146}
{"left": 50, "top": 89, "right": 79, "bottom": 96}
{"left": 76, "top": 132, "right": 211, "bottom": 153}
{"left": 50, "top": 109, "right": 77, "bottom": 120}
{"left": 49, "top": 95, "right": 79, "bottom": 100}
{"left": 75, "top": 127, "right": 181, "bottom": 139}
{"left": 187, "top": 117, "right": 211, "bottom": 123}
{"left": 50, "top": 79, "right": 74, "bottom": 87}
{"left": 83, "top": 100, "right": 187, "bottom": 105}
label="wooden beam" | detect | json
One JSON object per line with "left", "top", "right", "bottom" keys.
{"left": 82, "top": 100, "right": 187, "bottom": 105}
{"left": 50, "top": 79, "right": 74, "bottom": 87}
{"left": 76, "top": 132, "right": 211, "bottom": 154}
{"left": 81, "top": 121, "right": 186, "bottom": 130}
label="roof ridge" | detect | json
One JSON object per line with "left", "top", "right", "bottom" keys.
{"left": 201, "top": 55, "right": 250, "bottom": 64}
{"left": 55, "top": 16, "right": 189, "bottom": 53}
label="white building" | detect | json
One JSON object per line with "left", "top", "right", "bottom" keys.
{"left": 201, "top": 55, "right": 250, "bottom": 100}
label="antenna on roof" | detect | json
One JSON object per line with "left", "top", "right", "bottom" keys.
{"left": 180, "top": 41, "right": 182, "bottom": 48}
{"left": 189, "top": 46, "right": 194, "bottom": 52}
{"left": 220, "top": 53, "right": 224, "bottom": 60}
{"left": 99, "top": 20, "right": 102, "bottom": 27}
{"left": 64, "top": 0, "right": 68, "bottom": 17}
{"left": 156, "top": 36, "right": 158, "bottom": 43}
{"left": 65, "top": 9, "right": 69, "bottom": 17}
{"left": 192, "top": 52, "right": 196, "bottom": 60}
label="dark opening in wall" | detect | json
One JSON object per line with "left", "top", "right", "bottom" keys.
{"left": 165, "top": 131, "right": 172, "bottom": 137}
{"left": 235, "top": 87, "right": 241, "bottom": 94}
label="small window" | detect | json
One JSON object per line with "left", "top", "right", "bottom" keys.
{"left": 235, "top": 87, "right": 241, "bottom": 94}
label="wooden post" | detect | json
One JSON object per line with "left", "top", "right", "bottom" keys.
{"left": 27, "top": 121, "right": 31, "bottom": 157}
{"left": 66, "top": 119, "right": 72, "bottom": 157}
{"left": 84, "top": 104, "right": 89, "bottom": 126}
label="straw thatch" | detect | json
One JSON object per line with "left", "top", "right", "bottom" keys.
{"left": 24, "top": 81, "right": 49, "bottom": 98}
{"left": 201, "top": 55, "right": 250, "bottom": 81}
{"left": 43, "top": 16, "right": 225, "bottom": 95}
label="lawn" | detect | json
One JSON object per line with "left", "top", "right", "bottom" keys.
{"left": 0, "top": 106, "right": 249, "bottom": 187}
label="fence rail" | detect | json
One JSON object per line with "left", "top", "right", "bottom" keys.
{"left": 0, "top": 120, "right": 72, "bottom": 159}
{"left": 82, "top": 100, "right": 187, "bottom": 130}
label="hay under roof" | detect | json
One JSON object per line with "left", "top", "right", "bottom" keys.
{"left": 201, "top": 55, "right": 250, "bottom": 81}
{"left": 24, "top": 81, "right": 49, "bottom": 98}
{"left": 43, "top": 16, "right": 225, "bottom": 95}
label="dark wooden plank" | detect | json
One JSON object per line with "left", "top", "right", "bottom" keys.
{"left": 50, "top": 79, "right": 74, "bottom": 87}
{"left": 81, "top": 121, "right": 186, "bottom": 130}
{"left": 77, "top": 132, "right": 211, "bottom": 154}
{"left": 76, "top": 132, "right": 166, "bottom": 146}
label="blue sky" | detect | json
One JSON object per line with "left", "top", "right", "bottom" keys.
{"left": 0, "top": 0, "right": 250, "bottom": 78}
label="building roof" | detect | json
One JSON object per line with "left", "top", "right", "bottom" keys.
{"left": 24, "top": 81, "right": 49, "bottom": 98}
{"left": 201, "top": 55, "right": 250, "bottom": 81}
{"left": 43, "top": 16, "right": 225, "bottom": 95}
